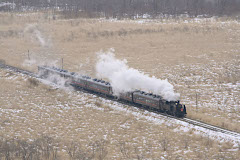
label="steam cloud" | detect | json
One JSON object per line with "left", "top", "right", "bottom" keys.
{"left": 95, "top": 48, "right": 180, "bottom": 101}
{"left": 24, "top": 24, "right": 50, "bottom": 47}
{"left": 22, "top": 24, "right": 54, "bottom": 67}
{"left": 38, "top": 69, "right": 70, "bottom": 90}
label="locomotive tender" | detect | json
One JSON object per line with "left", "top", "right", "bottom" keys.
{"left": 38, "top": 66, "right": 187, "bottom": 117}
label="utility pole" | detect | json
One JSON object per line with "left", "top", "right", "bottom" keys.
{"left": 196, "top": 93, "right": 198, "bottom": 112}
{"left": 61, "top": 58, "right": 63, "bottom": 69}
{"left": 12, "top": 0, "right": 15, "bottom": 12}
{"left": 28, "top": 50, "right": 30, "bottom": 60}
{"left": 56, "top": 0, "right": 58, "bottom": 9}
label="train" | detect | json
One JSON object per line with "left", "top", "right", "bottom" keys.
{"left": 38, "top": 65, "right": 187, "bottom": 117}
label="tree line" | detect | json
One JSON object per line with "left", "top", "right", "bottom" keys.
{"left": 1, "top": 0, "right": 240, "bottom": 18}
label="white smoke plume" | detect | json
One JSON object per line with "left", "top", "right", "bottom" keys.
{"left": 95, "top": 48, "right": 180, "bottom": 101}
{"left": 21, "top": 24, "right": 53, "bottom": 67}
{"left": 45, "top": 73, "right": 67, "bottom": 87}
{"left": 24, "top": 24, "right": 50, "bottom": 47}
{"left": 38, "top": 68, "right": 70, "bottom": 90}
{"left": 22, "top": 58, "right": 37, "bottom": 67}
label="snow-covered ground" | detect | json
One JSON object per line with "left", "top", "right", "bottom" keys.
{"left": 1, "top": 67, "right": 239, "bottom": 159}
{"left": 1, "top": 14, "right": 240, "bottom": 158}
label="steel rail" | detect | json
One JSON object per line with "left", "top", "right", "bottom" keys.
{"left": 181, "top": 117, "right": 240, "bottom": 137}
{"left": 0, "top": 64, "right": 38, "bottom": 78}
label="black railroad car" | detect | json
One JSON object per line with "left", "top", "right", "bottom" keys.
{"left": 160, "top": 100, "right": 186, "bottom": 116}
{"left": 37, "top": 65, "right": 187, "bottom": 117}
{"left": 86, "top": 79, "right": 113, "bottom": 96}
{"left": 133, "top": 91, "right": 160, "bottom": 109}
{"left": 71, "top": 76, "right": 89, "bottom": 89}
{"left": 38, "top": 66, "right": 69, "bottom": 78}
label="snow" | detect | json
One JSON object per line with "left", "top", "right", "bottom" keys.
{"left": 55, "top": 82, "right": 240, "bottom": 145}
{"left": 1, "top": 66, "right": 239, "bottom": 145}
{"left": 0, "top": 2, "right": 16, "bottom": 9}
{"left": 104, "top": 99, "right": 240, "bottom": 144}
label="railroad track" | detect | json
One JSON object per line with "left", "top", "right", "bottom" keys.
{"left": 141, "top": 108, "right": 240, "bottom": 138}
{"left": 1, "top": 63, "right": 240, "bottom": 138}
{"left": 0, "top": 63, "right": 38, "bottom": 78}
{"left": 181, "top": 118, "right": 240, "bottom": 137}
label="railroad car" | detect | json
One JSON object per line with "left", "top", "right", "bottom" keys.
{"left": 38, "top": 66, "right": 70, "bottom": 78}
{"left": 133, "top": 91, "right": 161, "bottom": 109}
{"left": 38, "top": 65, "right": 187, "bottom": 117}
{"left": 131, "top": 90, "right": 185, "bottom": 116}
{"left": 71, "top": 75, "right": 89, "bottom": 89}
{"left": 38, "top": 66, "right": 74, "bottom": 85}
{"left": 86, "top": 78, "right": 113, "bottom": 96}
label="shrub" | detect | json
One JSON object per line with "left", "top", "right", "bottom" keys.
{"left": 27, "top": 78, "right": 39, "bottom": 87}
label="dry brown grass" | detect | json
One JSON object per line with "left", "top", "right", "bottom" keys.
{"left": 187, "top": 108, "right": 240, "bottom": 133}
{"left": 1, "top": 12, "right": 239, "bottom": 72}
{"left": 0, "top": 68, "right": 240, "bottom": 159}
{"left": 0, "top": 12, "right": 240, "bottom": 159}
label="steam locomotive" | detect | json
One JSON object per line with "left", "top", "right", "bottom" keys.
{"left": 38, "top": 66, "right": 187, "bottom": 117}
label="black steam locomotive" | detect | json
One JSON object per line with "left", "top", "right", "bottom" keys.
{"left": 38, "top": 66, "right": 187, "bottom": 117}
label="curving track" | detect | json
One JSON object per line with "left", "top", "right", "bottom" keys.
{"left": 181, "top": 117, "right": 240, "bottom": 138}
{"left": 1, "top": 63, "right": 240, "bottom": 138}
{"left": 0, "top": 63, "right": 38, "bottom": 78}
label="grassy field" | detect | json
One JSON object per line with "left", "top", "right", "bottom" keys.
{"left": 0, "top": 69, "right": 239, "bottom": 159}
{"left": 0, "top": 11, "right": 240, "bottom": 159}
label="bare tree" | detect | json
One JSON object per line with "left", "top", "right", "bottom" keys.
{"left": 118, "top": 141, "right": 131, "bottom": 159}
{"left": 94, "top": 139, "right": 108, "bottom": 160}
{"left": 1, "top": 1, "right": 240, "bottom": 24}
{"left": 159, "top": 132, "right": 170, "bottom": 152}
{"left": 66, "top": 141, "right": 78, "bottom": 160}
